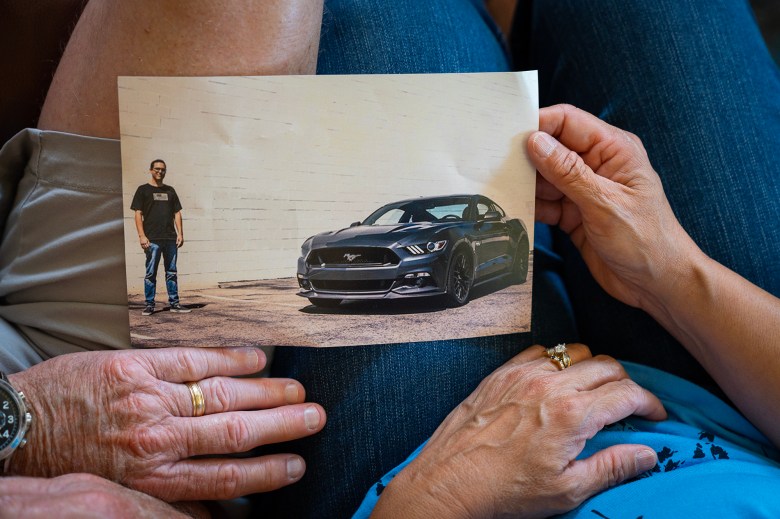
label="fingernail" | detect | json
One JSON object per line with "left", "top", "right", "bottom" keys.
{"left": 635, "top": 449, "right": 658, "bottom": 473}
{"left": 532, "top": 132, "right": 558, "bottom": 158}
{"left": 244, "top": 348, "right": 261, "bottom": 369}
{"left": 285, "top": 383, "right": 299, "bottom": 404}
{"left": 304, "top": 406, "right": 320, "bottom": 430}
{"left": 287, "top": 457, "right": 304, "bottom": 479}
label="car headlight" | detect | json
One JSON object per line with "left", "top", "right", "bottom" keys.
{"left": 406, "top": 240, "right": 447, "bottom": 255}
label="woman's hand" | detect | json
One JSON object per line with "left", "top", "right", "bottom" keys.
{"left": 529, "top": 105, "right": 780, "bottom": 451}
{"left": 374, "top": 344, "right": 666, "bottom": 518}
{"left": 7, "top": 347, "right": 326, "bottom": 501}
{"left": 529, "top": 104, "right": 704, "bottom": 312}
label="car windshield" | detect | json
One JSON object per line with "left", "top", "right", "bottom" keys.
{"left": 363, "top": 197, "right": 472, "bottom": 225}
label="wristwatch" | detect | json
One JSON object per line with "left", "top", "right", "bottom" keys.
{"left": 0, "top": 372, "right": 32, "bottom": 474}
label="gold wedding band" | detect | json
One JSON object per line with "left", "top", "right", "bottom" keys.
{"left": 546, "top": 344, "right": 572, "bottom": 370}
{"left": 185, "top": 381, "right": 206, "bottom": 417}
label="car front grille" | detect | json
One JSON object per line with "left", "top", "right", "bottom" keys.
{"left": 307, "top": 247, "right": 400, "bottom": 267}
{"left": 310, "top": 279, "right": 394, "bottom": 292}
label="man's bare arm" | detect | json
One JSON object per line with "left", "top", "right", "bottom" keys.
{"left": 174, "top": 211, "right": 184, "bottom": 248}
{"left": 38, "top": 0, "right": 324, "bottom": 138}
{"left": 134, "top": 210, "right": 149, "bottom": 250}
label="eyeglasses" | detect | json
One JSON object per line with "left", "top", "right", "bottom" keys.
{"left": 152, "top": 168, "right": 166, "bottom": 173}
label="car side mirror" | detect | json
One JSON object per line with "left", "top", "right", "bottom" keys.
{"left": 483, "top": 211, "right": 501, "bottom": 221}
{"left": 350, "top": 221, "right": 361, "bottom": 227}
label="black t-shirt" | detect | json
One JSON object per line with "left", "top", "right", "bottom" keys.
{"left": 130, "top": 184, "right": 183, "bottom": 240}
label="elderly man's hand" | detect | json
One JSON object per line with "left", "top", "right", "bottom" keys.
{"left": 0, "top": 473, "right": 207, "bottom": 519}
{"left": 529, "top": 104, "right": 704, "bottom": 313}
{"left": 7, "top": 347, "right": 326, "bottom": 501}
{"left": 374, "top": 344, "right": 665, "bottom": 518}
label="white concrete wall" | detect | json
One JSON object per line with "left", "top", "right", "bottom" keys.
{"left": 119, "top": 73, "right": 538, "bottom": 292}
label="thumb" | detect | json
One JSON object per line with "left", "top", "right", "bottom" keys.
{"left": 528, "top": 131, "right": 605, "bottom": 208}
{"left": 567, "top": 445, "right": 658, "bottom": 501}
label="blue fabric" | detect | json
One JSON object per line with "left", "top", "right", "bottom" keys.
{"left": 317, "top": 0, "right": 509, "bottom": 75}
{"left": 354, "top": 362, "right": 780, "bottom": 518}
{"left": 515, "top": 0, "right": 780, "bottom": 392}
{"left": 254, "top": 1, "right": 780, "bottom": 517}
{"left": 143, "top": 240, "right": 179, "bottom": 306}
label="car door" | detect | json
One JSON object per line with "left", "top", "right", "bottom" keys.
{"left": 473, "top": 197, "right": 508, "bottom": 278}
{"left": 489, "top": 201, "right": 513, "bottom": 272}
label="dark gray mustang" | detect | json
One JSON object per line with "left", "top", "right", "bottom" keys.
{"left": 296, "top": 194, "right": 530, "bottom": 308}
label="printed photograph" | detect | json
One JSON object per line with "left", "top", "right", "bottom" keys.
{"left": 118, "top": 72, "right": 538, "bottom": 347}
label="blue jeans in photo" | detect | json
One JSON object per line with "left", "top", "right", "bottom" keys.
{"left": 144, "top": 240, "right": 179, "bottom": 307}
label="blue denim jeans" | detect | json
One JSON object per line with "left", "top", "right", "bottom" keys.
{"left": 144, "top": 240, "right": 179, "bottom": 306}
{"left": 255, "top": 1, "right": 780, "bottom": 517}
{"left": 512, "top": 0, "right": 780, "bottom": 390}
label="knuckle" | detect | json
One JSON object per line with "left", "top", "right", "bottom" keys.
{"left": 556, "top": 395, "right": 581, "bottom": 419}
{"left": 558, "top": 103, "right": 578, "bottom": 116}
{"left": 172, "top": 348, "right": 201, "bottom": 378}
{"left": 592, "top": 354, "right": 618, "bottom": 368}
{"left": 544, "top": 395, "right": 582, "bottom": 428}
{"left": 123, "top": 391, "right": 149, "bottom": 418}
{"left": 525, "top": 372, "right": 554, "bottom": 396}
{"left": 105, "top": 355, "right": 138, "bottom": 386}
{"left": 599, "top": 451, "right": 629, "bottom": 488}
{"left": 616, "top": 377, "right": 641, "bottom": 396}
{"left": 500, "top": 363, "right": 530, "bottom": 384}
{"left": 588, "top": 355, "right": 627, "bottom": 381}
{"left": 224, "top": 415, "right": 252, "bottom": 452}
{"left": 624, "top": 129, "right": 644, "bottom": 148}
{"left": 574, "top": 343, "right": 592, "bottom": 357}
{"left": 609, "top": 379, "right": 645, "bottom": 410}
{"left": 620, "top": 378, "right": 645, "bottom": 402}
{"left": 214, "top": 464, "right": 243, "bottom": 499}
{"left": 557, "top": 149, "right": 587, "bottom": 182}
{"left": 209, "top": 378, "right": 233, "bottom": 413}
{"left": 128, "top": 424, "right": 170, "bottom": 459}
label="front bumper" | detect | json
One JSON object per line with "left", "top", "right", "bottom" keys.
{"left": 296, "top": 251, "right": 449, "bottom": 300}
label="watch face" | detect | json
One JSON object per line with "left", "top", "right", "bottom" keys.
{"left": 0, "top": 386, "right": 21, "bottom": 451}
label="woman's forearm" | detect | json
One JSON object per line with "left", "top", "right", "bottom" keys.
{"left": 644, "top": 251, "right": 780, "bottom": 447}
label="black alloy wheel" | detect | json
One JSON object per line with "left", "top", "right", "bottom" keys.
{"left": 446, "top": 248, "right": 474, "bottom": 306}
{"left": 512, "top": 234, "right": 530, "bottom": 283}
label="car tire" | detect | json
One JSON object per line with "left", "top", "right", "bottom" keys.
{"left": 512, "top": 234, "right": 530, "bottom": 283}
{"left": 445, "top": 247, "right": 474, "bottom": 306}
{"left": 309, "top": 298, "right": 342, "bottom": 308}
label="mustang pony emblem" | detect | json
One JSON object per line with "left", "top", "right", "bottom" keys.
{"left": 344, "top": 253, "right": 362, "bottom": 262}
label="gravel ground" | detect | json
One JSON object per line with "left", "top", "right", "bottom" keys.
{"left": 129, "top": 256, "right": 534, "bottom": 348}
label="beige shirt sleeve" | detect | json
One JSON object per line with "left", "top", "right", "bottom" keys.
{"left": 0, "top": 129, "right": 129, "bottom": 372}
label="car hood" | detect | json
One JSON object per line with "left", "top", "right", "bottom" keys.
{"left": 308, "top": 222, "right": 455, "bottom": 248}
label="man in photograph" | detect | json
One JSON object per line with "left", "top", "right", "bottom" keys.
{"left": 130, "top": 159, "right": 191, "bottom": 316}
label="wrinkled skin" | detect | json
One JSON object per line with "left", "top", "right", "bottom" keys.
{"left": 8, "top": 347, "right": 326, "bottom": 501}
{"left": 0, "top": 473, "right": 207, "bottom": 519}
{"left": 532, "top": 104, "right": 700, "bottom": 312}
{"left": 374, "top": 344, "right": 665, "bottom": 518}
